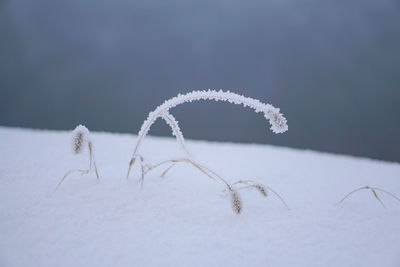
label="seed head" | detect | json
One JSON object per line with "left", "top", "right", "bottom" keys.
{"left": 72, "top": 125, "right": 90, "bottom": 154}
{"left": 254, "top": 184, "right": 268, "bottom": 197}
{"left": 231, "top": 190, "right": 242, "bottom": 214}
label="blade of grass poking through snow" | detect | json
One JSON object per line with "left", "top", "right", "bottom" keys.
{"left": 127, "top": 89, "right": 288, "bottom": 178}
{"left": 340, "top": 185, "right": 400, "bottom": 207}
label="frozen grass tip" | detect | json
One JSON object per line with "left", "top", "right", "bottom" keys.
{"left": 56, "top": 125, "right": 100, "bottom": 190}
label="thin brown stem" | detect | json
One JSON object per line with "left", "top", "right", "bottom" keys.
{"left": 142, "top": 157, "right": 231, "bottom": 190}
{"left": 88, "top": 142, "right": 93, "bottom": 171}
{"left": 374, "top": 188, "right": 400, "bottom": 203}
{"left": 93, "top": 160, "right": 100, "bottom": 180}
{"left": 370, "top": 188, "right": 385, "bottom": 208}
{"left": 56, "top": 169, "right": 89, "bottom": 190}
{"left": 265, "top": 185, "right": 289, "bottom": 209}
{"left": 144, "top": 158, "right": 182, "bottom": 174}
{"left": 126, "top": 157, "right": 136, "bottom": 179}
{"left": 160, "top": 163, "right": 176, "bottom": 177}
{"left": 340, "top": 186, "right": 370, "bottom": 203}
{"left": 88, "top": 142, "right": 100, "bottom": 180}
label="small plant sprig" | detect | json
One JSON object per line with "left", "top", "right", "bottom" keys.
{"left": 56, "top": 125, "right": 100, "bottom": 190}
{"left": 340, "top": 185, "right": 400, "bottom": 207}
{"left": 127, "top": 90, "right": 288, "bottom": 214}
{"left": 136, "top": 156, "right": 287, "bottom": 214}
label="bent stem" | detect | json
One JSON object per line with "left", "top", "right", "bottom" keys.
{"left": 160, "top": 163, "right": 176, "bottom": 177}
{"left": 231, "top": 180, "right": 289, "bottom": 209}
{"left": 340, "top": 186, "right": 370, "bottom": 203}
{"left": 374, "top": 187, "right": 400, "bottom": 203}
{"left": 144, "top": 157, "right": 231, "bottom": 189}
{"left": 340, "top": 185, "right": 400, "bottom": 207}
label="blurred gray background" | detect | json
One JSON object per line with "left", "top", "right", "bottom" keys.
{"left": 1, "top": 0, "right": 399, "bottom": 162}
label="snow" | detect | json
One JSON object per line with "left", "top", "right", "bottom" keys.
{"left": 0, "top": 126, "right": 399, "bottom": 267}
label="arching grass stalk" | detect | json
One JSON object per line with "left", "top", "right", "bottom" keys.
{"left": 126, "top": 90, "right": 288, "bottom": 179}
{"left": 340, "top": 185, "right": 400, "bottom": 207}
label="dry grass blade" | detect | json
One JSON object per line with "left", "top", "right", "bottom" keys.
{"left": 373, "top": 187, "right": 400, "bottom": 203}
{"left": 126, "top": 157, "right": 136, "bottom": 179}
{"left": 88, "top": 141, "right": 100, "bottom": 180}
{"left": 93, "top": 161, "right": 100, "bottom": 180}
{"left": 56, "top": 169, "right": 89, "bottom": 190}
{"left": 339, "top": 186, "right": 370, "bottom": 203}
{"left": 265, "top": 185, "right": 289, "bottom": 209}
{"left": 340, "top": 185, "right": 400, "bottom": 207}
{"left": 160, "top": 163, "right": 176, "bottom": 177}
{"left": 370, "top": 188, "right": 385, "bottom": 208}
{"left": 144, "top": 158, "right": 231, "bottom": 188}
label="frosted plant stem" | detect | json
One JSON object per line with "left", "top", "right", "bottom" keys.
{"left": 56, "top": 169, "right": 89, "bottom": 190}
{"left": 161, "top": 112, "right": 188, "bottom": 155}
{"left": 127, "top": 90, "right": 288, "bottom": 179}
{"left": 374, "top": 188, "right": 400, "bottom": 203}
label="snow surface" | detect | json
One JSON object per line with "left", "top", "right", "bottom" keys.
{"left": 0, "top": 126, "right": 399, "bottom": 267}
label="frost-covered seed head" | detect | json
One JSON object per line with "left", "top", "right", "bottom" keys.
{"left": 231, "top": 190, "right": 242, "bottom": 214}
{"left": 72, "top": 125, "right": 90, "bottom": 154}
{"left": 266, "top": 108, "right": 288, "bottom": 134}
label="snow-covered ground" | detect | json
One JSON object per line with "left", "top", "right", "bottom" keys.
{"left": 0, "top": 126, "right": 399, "bottom": 267}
